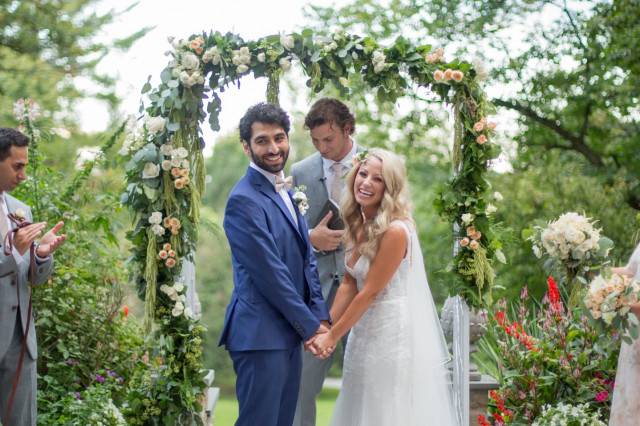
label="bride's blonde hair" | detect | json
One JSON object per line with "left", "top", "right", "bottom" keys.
{"left": 341, "top": 148, "right": 412, "bottom": 258}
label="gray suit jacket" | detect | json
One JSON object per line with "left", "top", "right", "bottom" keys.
{"left": 291, "top": 148, "right": 363, "bottom": 305}
{"left": 0, "top": 194, "right": 53, "bottom": 361}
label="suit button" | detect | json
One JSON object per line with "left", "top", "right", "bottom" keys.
{"left": 11, "top": 305, "right": 17, "bottom": 311}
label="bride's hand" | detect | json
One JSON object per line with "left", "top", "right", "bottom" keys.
{"left": 312, "top": 332, "right": 336, "bottom": 359}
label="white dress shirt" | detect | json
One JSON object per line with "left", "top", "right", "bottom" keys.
{"left": 250, "top": 162, "right": 298, "bottom": 227}
{"left": 321, "top": 139, "right": 358, "bottom": 196}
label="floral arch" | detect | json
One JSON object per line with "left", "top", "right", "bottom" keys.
{"left": 120, "top": 29, "right": 503, "bottom": 422}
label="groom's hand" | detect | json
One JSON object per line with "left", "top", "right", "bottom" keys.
{"left": 310, "top": 212, "right": 344, "bottom": 252}
{"left": 304, "top": 324, "right": 330, "bottom": 355}
{"left": 36, "top": 221, "right": 66, "bottom": 258}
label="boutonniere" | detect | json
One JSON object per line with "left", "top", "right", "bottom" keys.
{"left": 11, "top": 208, "right": 27, "bottom": 222}
{"left": 292, "top": 185, "right": 309, "bottom": 215}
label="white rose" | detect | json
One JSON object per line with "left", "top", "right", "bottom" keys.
{"left": 151, "top": 224, "right": 165, "bottom": 236}
{"left": 493, "top": 191, "right": 503, "bottom": 201}
{"left": 257, "top": 52, "right": 266, "bottom": 63}
{"left": 14, "top": 208, "right": 26, "bottom": 220}
{"left": 181, "top": 52, "right": 200, "bottom": 70}
{"left": 171, "top": 67, "right": 182, "bottom": 78}
{"left": 461, "top": 213, "right": 474, "bottom": 225}
{"left": 148, "top": 212, "right": 163, "bottom": 225}
{"left": 171, "top": 158, "right": 182, "bottom": 167}
{"left": 339, "top": 77, "right": 349, "bottom": 87}
{"left": 146, "top": 116, "right": 166, "bottom": 135}
{"left": 472, "top": 57, "right": 489, "bottom": 82}
{"left": 172, "top": 302, "right": 185, "bottom": 317}
{"left": 184, "top": 307, "right": 193, "bottom": 318}
{"left": 142, "top": 162, "right": 160, "bottom": 179}
{"left": 237, "top": 64, "right": 249, "bottom": 74}
{"left": 279, "top": 57, "right": 292, "bottom": 72}
{"left": 172, "top": 147, "right": 189, "bottom": 159}
{"left": 373, "top": 62, "right": 386, "bottom": 74}
{"left": 280, "top": 34, "right": 295, "bottom": 50}
{"left": 485, "top": 204, "right": 497, "bottom": 215}
{"left": 161, "top": 160, "right": 172, "bottom": 171}
{"left": 372, "top": 50, "right": 385, "bottom": 64}
{"left": 203, "top": 47, "right": 221, "bottom": 65}
{"left": 179, "top": 70, "right": 193, "bottom": 87}
{"left": 174, "top": 282, "right": 185, "bottom": 293}
{"left": 160, "top": 144, "right": 173, "bottom": 156}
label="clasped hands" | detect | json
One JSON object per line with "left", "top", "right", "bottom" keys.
{"left": 304, "top": 321, "right": 336, "bottom": 360}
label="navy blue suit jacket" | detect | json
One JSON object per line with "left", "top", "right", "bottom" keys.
{"left": 219, "top": 166, "right": 329, "bottom": 351}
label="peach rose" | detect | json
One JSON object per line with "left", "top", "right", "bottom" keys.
{"left": 471, "top": 231, "right": 482, "bottom": 241}
{"left": 171, "top": 167, "right": 182, "bottom": 178}
{"left": 170, "top": 218, "right": 181, "bottom": 228}
{"left": 183, "top": 177, "right": 191, "bottom": 185}
{"left": 466, "top": 226, "right": 476, "bottom": 236}
{"left": 451, "top": 70, "right": 464, "bottom": 82}
{"left": 443, "top": 69, "right": 453, "bottom": 80}
{"left": 473, "top": 121, "right": 484, "bottom": 132}
{"left": 171, "top": 227, "right": 180, "bottom": 235}
{"left": 158, "top": 250, "right": 168, "bottom": 260}
{"left": 460, "top": 237, "right": 470, "bottom": 247}
{"left": 469, "top": 240, "right": 480, "bottom": 250}
{"left": 476, "top": 134, "right": 488, "bottom": 145}
{"left": 168, "top": 250, "right": 176, "bottom": 258}
{"left": 433, "top": 70, "right": 445, "bottom": 81}
{"left": 163, "top": 243, "right": 172, "bottom": 251}
{"left": 180, "top": 168, "right": 189, "bottom": 177}
{"left": 163, "top": 218, "right": 172, "bottom": 228}
{"left": 174, "top": 179, "right": 185, "bottom": 189}
{"left": 165, "top": 258, "right": 176, "bottom": 268}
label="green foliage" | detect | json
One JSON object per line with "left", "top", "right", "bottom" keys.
{"left": 9, "top": 104, "right": 146, "bottom": 424}
{"left": 475, "top": 294, "right": 617, "bottom": 424}
{"left": 0, "top": 0, "right": 150, "bottom": 126}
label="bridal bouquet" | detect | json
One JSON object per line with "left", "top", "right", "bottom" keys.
{"left": 584, "top": 273, "right": 640, "bottom": 342}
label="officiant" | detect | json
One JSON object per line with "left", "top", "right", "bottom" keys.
{"left": 0, "top": 128, "right": 66, "bottom": 425}
{"left": 291, "top": 98, "right": 364, "bottom": 426}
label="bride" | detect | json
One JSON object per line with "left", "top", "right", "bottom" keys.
{"left": 310, "top": 148, "right": 457, "bottom": 425}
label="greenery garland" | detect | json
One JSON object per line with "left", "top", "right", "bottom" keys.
{"left": 121, "top": 28, "right": 502, "bottom": 420}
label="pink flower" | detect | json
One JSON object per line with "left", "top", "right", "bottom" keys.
{"left": 460, "top": 237, "right": 470, "bottom": 247}
{"left": 158, "top": 250, "right": 168, "bottom": 260}
{"left": 451, "top": 70, "right": 464, "bottom": 82}
{"left": 163, "top": 243, "right": 172, "bottom": 251}
{"left": 469, "top": 240, "right": 480, "bottom": 250}
{"left": 476, "top": 134, "right": 488, "bottom": 145}
{"left": 443, "top": 69, "right": 453, "bottom": 80}
{"left": 433, "top": 70, "right": 445, "bottom": 81}
{"left": 595, "top": 391, "right": 609, "bottom": 402}
{"left": 165, "top": 258, "right": 176, "bottom": 268}
{"left": 168, "top": 250, "right": 176, "bottom": 258}
{"left": 473, "top": 121, "right": 485, "bottom": 132}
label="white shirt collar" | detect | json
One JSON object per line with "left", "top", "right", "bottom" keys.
{"left": 321, "top": 139, "right": 358, "bottom": 173}
{"left": 250, "top": 162, "right": 284, "bottom": 189}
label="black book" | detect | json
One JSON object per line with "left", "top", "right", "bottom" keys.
{"left": 318, "top": 199, "right": 345, "bottom": 230}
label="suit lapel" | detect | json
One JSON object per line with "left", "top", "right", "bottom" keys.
{"left": 248, "top": 168, "right": 304, "bottom": 243}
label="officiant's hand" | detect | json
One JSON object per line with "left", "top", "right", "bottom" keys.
{"left": 311, "top": 330, "right": 336, "bottom": 360}
{"left": 36, "top": 221, "right": 66, "bottom": 258}
{"left": 14, "top": 222, "right": 47, "bottom": 255}
{"left": 310, "top": 212, "right": 344, "bottom": 252}
{"left": 304, "top": 323, "right": 330, "bottom": 355}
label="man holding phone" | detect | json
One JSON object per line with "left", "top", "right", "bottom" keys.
{"left": 291, "top": 98, "right": 363, "bottom": 426}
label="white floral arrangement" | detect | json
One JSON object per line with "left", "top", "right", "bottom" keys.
{"left": 292, "top": 185, "right": 309, "bottom": 216}
{"left": 160, "top": 282, "right": 194, "bottom": 318}
{"left": 532, "top": 402, "right": 605, "bottom": 426}
{"left": 584, "top": 272, "right": 640, "bottom": 341}
{"left": 529, "top": 212, "right": 613, "bottom": 271}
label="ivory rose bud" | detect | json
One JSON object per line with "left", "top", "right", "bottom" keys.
{"left": 473, "top": 121, "right": 485, "bottom": 132}
{"left": 486, "top": 204, "right": 498, "bottom": 215}
{"left": 165, "top": 258, "right": 177, "bottom": 268}
{"left": 142, "top": 162, "right": 160, "bottom": 179}
{"left": 451, "top": 70, "right": 464, "bottom": 82}
{"left": 181, "top": 52, "right": 200, "bottom": 71}
{"left": 460, "top": 237, "right": 470, "bottom": 247}
{"left": 280, "top": 34, "right": 295, "bottom": 50}
{"left": 461, "top": 213, "right": 474, "bottom": 225}
{"left": 149, "top": 212, "right": 163, "bottom": 225}
{"left": 443, "top": 69, "right": 453, "bottom": 80}
{"left": 146, "top": 116, "right": 166, "bottom": 135}
{"left": 433, "top": 70, "right": 445, "bottom": 81}
{"left": 469, "top": 240, "right": 480, "bottom": 250}
{"left": 476, "top": 134, "right": 488, "bottom": 145}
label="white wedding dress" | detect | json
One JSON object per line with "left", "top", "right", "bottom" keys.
{"left": 609, "top": 242, "right": 640, "bottom": 426}
{"left": 330, "top": 220, "right": 457, "bottom": 426}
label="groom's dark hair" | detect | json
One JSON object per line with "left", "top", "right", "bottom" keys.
{"left": 239, "top": 103, "right": 291, "bottom": 144}
{"left": 304, "top": 98, "right": 355, "bottom": 135}
{"left": 0, "top": 128, "right": 30, "bottom": 161}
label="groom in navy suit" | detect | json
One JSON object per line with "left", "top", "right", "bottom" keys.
{"left": 220, "top": 103, "right": 331, "bottom": 426}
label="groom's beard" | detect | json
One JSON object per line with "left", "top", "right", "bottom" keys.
{"left": 248, "top": 146, "right": 289, "bottom": 174}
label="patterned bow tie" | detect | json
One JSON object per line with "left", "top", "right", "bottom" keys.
{"left": 275, "top": 175, "right": 293, "bottom": 192}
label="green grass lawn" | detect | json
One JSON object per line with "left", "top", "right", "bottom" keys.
{"left": 213, "top": 388, "right": 339, "bottom": 426}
